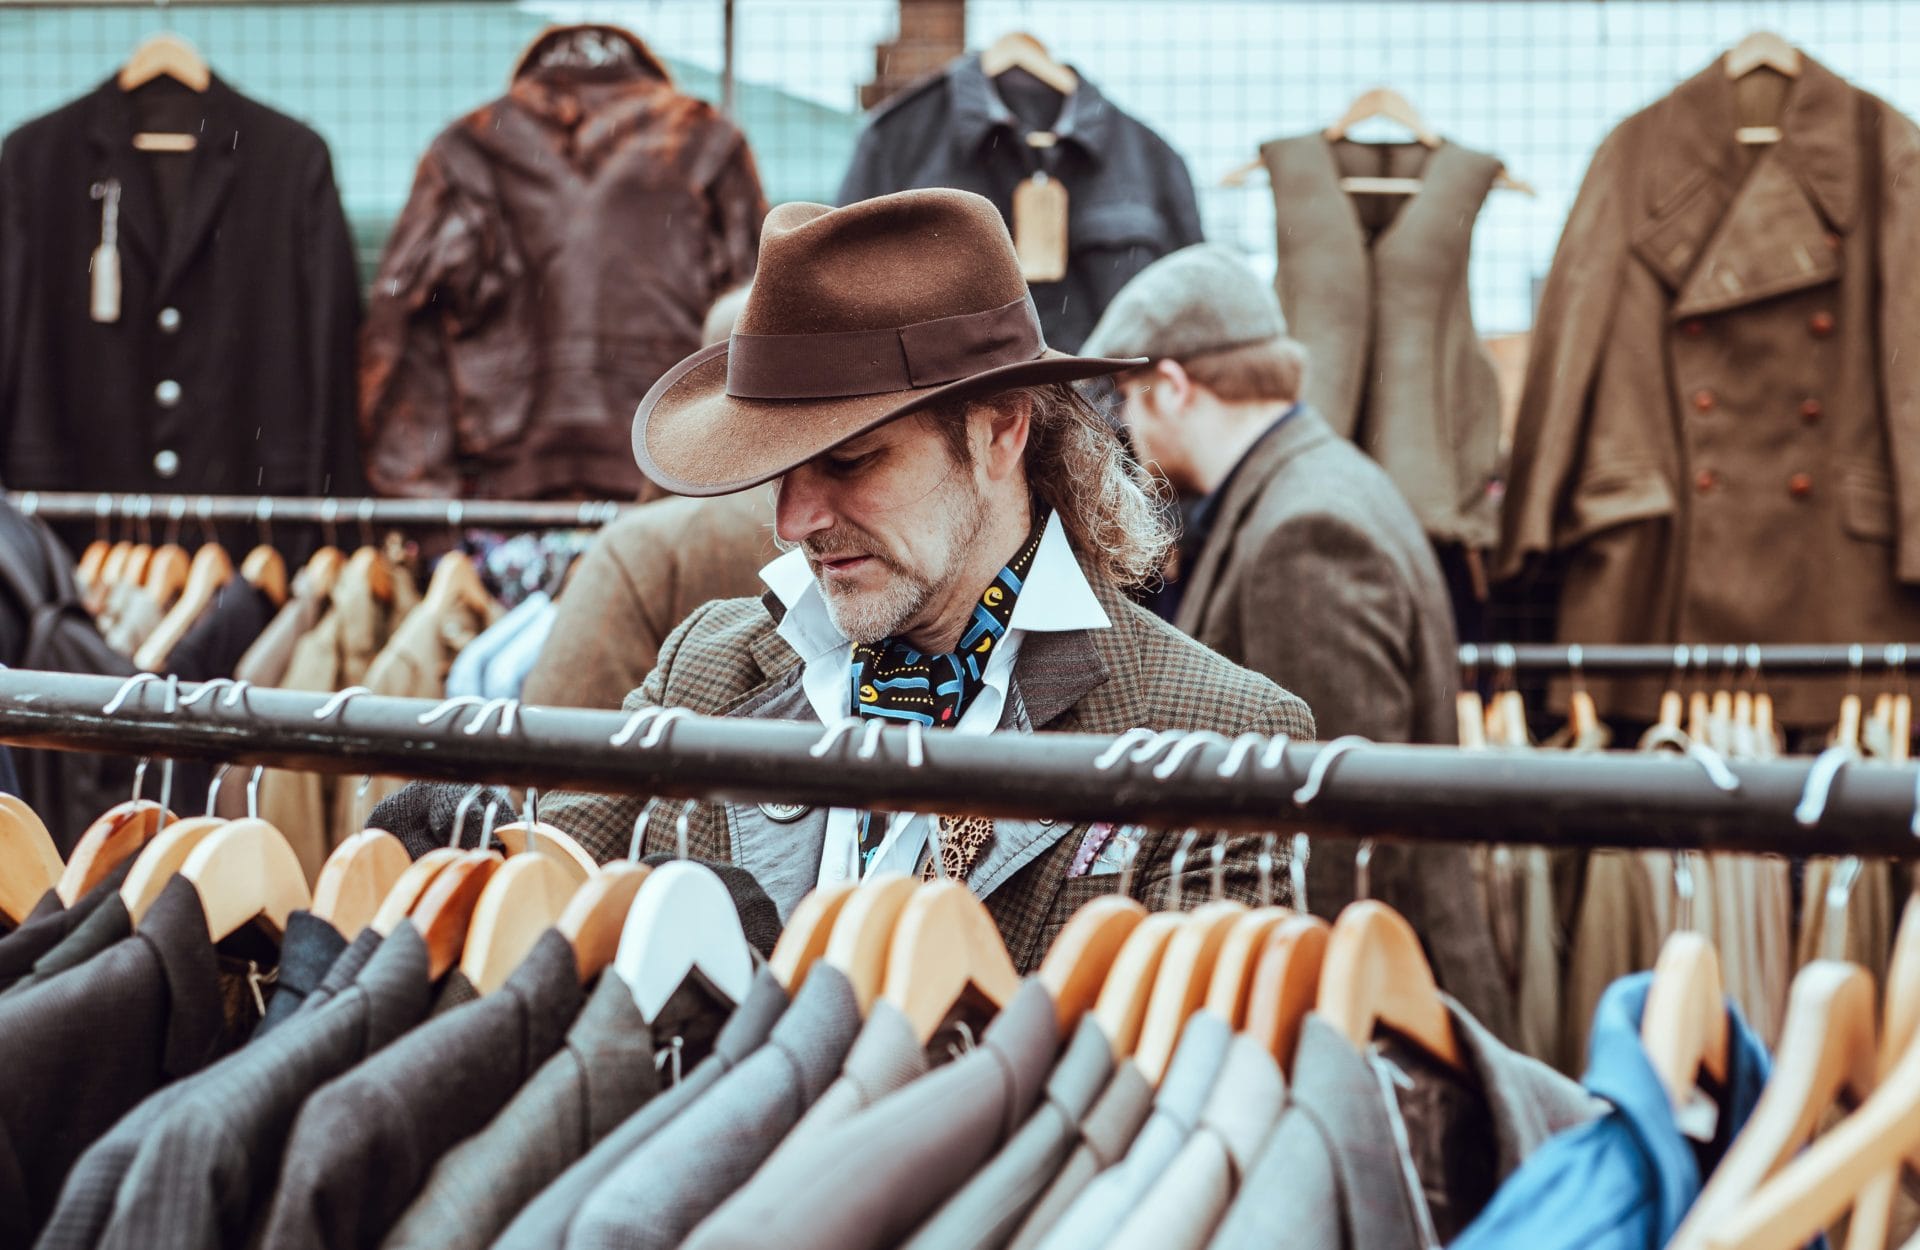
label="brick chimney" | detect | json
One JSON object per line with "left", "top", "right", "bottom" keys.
{"left": 860, "top": 0, "right": 966, "bottom": 111}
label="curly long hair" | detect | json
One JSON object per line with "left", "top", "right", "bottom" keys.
{"left": 934, "top": 383, "right": 1175, "bottom": 589}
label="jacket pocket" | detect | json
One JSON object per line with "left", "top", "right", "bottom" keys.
{"left": 1842, "top": 467, "right": 1898, "bottom": 544}
{"left": 1070, "top": 200, "right": 1168, "bottom": 255}
{"left": 1560, "top": 461, "right": 1677, "bottom": 548}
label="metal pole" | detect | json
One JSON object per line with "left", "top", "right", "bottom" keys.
{"left": 3, "top": 669, "right": 1919, "bottom": 856}
{"left": 8, "top": 492, "right": 633, "bottom": 531}
{"left": 1460, "top": 641, "right": 1918, "bottom": 676}
{"left": 722, "top": 0, "right": 737, "bottom": 119}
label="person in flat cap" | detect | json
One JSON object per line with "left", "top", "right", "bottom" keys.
{"left": 535, "top": 190, "right": 1313, "bottom": 972}
{"left": 1082, "top": 244, "right": 1512, "bottom": 1040}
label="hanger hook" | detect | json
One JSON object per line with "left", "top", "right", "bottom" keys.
{"left": 461, "top": 697, "right": 519, "bottom": 737}
{"left": 1355, "top": 838, "right": 1375, "bottom": 900}
{"left": 1154, "top": 731, "right": 1229, "bottom": 780}
{"left": 314, "top": 685, "right": 372, "bottom": 722}
{"left": 353, "top": 775, "right": 375, "bottom": 833}
{"left": 205, "top": 762, "right": 232, "bottom": 816}
{"left": 524, "top": 787, "right": 540, "bottom": 828}
{"left": 1092, "top": 728, "right": 1159, "bottom": 770}
{"left": 1794, "top": 743, "right": 1857, "bottom": 827}
{"left": 609, "top": 705, "right": 662, "bottom": 747}
{"left": 357, "top": 497, "right": 376, "bottom": 549}
{"left": 1256, "top": 832, "right": 1277, "bottom": 907}
{"left": 639, "top": 707, "right": 689, "bottom": 749}
{"left": 1292, "top": 735, "right": 1371, "bottom": 807}
{"left": 180, "top": 677, "right": 250, "bottom": 709}
{"left": 320, "top": 497, "right": 339, "bottom": 551}
{"left": 675, "top": 807, "right": 691, "bottom": 861}
{"left": 928, "top": 810, "right": 947, "bottom": 880}
{"left": 153, "top": 675, "right": 178, "bottom": 825}
{"left": 246, "top": 765, "right": 264, "bottom": 819}
{"left": 102, "top": 671, "right": 162, "bottom": 715}
{"left": 1168, "top": 829, "right": 1199, "bottom": 912}
{"left": 254, "top": 497, "right": 273, "bottom": 551}
{"left": 1126, "top": 730, "right": 1187, "bottom": 769}
{"left": 131, "top": 757, "right": 150, "bottom": 804}
{"left": 1289, "top": 832, "right": 1311, "bottom": 912}
{"left": 1209, "top": 831, "right": 1228, "bottom": 901}
{"left": 856, "top": 718, "right": 887, "bottom": 761}
{"left": 478, "top": 799, "right": 501, "bottom": 854}
{"left": 415, "top": 694, "right": 487, "bottom": 728}
{"left": 1217, "top": 732, "right": 1269, "bottom": 780}
{"left": 628, "top": 797, "right": 664, "bottom": 862}
{"left": 1673, "top": 850, "right": 1698, "bottom": 933}
{"left": 808, "top": 717, "right": 863, "bottom": 759}
{"left": 1115, "top": 830, "right": 1142, "bottom": 899}
{"left": 1568, "top": 642, "right": 1586, "bottom": 696}
{"left": 904, "top": 719, "right": 926, "bottom": 768}
{"left": 449, "top": 785, "right": 485, "bottom": 849}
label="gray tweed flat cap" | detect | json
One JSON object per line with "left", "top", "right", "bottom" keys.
{"left": 1080, "top": 243, "right": 1288, "bottom": 363}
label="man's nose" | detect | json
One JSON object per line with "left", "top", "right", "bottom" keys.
{"left": 774, "top": 467, "right": 833, "bottom": 545}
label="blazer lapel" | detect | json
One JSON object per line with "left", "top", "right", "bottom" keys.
{"left": 154, "top": 77, "right": 242, "bottom": 299}
{"left": 1174, "top": 409, "right": 1336, "bottom": 636}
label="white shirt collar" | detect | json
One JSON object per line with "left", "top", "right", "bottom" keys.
{"left": 760, "top": 509, "right": 1109, "bottom": 666}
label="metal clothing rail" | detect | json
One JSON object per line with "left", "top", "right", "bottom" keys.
{"left": 2, "top": 669, "right": 1920, "bottom": 857}
{"left": 1462, "top": 642, "right": 1920, "bottom": 676}
{"left": 6, "top": 492, "right": 636, "bottom": 532}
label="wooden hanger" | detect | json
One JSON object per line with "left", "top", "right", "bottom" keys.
{"left": 134, "top": 542, "right": 233, "bottom": 672}
{"left": 557, "top": 861, "right": 651, "bottom": 983}
{"left": 98, "top": 540, "right": 134, "bottom": 591}
{"left": 882, "top": 879, "right": 1021, "bottom": 1045}
{"left": 310, "top": 829, "right": 409, "bottom": 942}
{"left": 1317, "top": 899, "right": 1463, "bottom": 1068}
{"left": 120, "top": 814, "right": 226, "bottom": 924}
{"left": 408, "top": 849, "right": 504, "bottom": 980}
{"left": 57, "top": 799, "right": 168, "bottom": 905}
{"left": 489, "top": 819, "right": 596, "bottom": 886}
{"left": 615, "top": 858, "right": 756, "bottom": 1022}
{"left": 0, "top": 794, "right": 64, "bottom": 924}
{"left": 1245, "top": 913, "right": 1331, "bottom": 1072}
{"left": 769, "top": 882, "right": 858, "bottom": 995}
{"left": 77, "top": 539, "right": 112, "bottom": 590}
{"left": 241, "top": 545, "right": 288, "bottom": 609}
{"left": 301, "top": 546, "right": 346, "bottom": 601}
{"left": 1457, "top": 689, "right": 1488, "bottom": 748}
{"left": 824, "top": 873, "right": 919, "bottom": 1012}
{"left": 1725, "top": 30, "right": 1802, "bottom": 80}
{"left": 1222, "top": 85, "right": 1531, "bottom": 191}
{"left": 343, "top": 546, "right": 394, "bottom": 605}
{"left": 1835, "top": 893, "right": 1920, "bottom": 1250}
{"left": 459, "top": 852, "right": 577, "bottom": 994}
{"left": 123, "top": 543, "right": 154, "bottom": 587}
{"left": 1203, "top": 906, "right": 1293, "bottom": 1028}
{"left": 119, "top": 32, "right": 211, "bottom": 92}
{"left": 1134, "top": 900, "right": 1247, "bottom": 1084}
{"left": 371, "top": 847, "right": 463, "bottom": 935}
{"left": 1039, "top": 894, "right": 1147, "bottom": 1035}
{"left": 179, "top": 817, "right": 311, "bottom": 942}
{"left": 1090, "top": 911, "right": 1184, "bottom": 1058}
{"left": 423, "top": 551, "right": 493, "bottom": 621}
{"left": 979, "top": 31, "right": 1078, "bottom": 97}
{"left": 1671, "top": 960, "right": 1879, "bottom": 1250}
{"left": 143, "top": 542, "right": 189, "bottom": 610}
{"left": 1641, "top": 930, "right": 1731, "bottom": 1104}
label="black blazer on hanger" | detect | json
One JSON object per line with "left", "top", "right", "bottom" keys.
{"left": 0, "top": 74, "right": 365, "bottom": 506}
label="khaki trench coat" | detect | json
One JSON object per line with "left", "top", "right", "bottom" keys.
{"left": 1497, "top": 56, "right": 1920, "bottom": 725}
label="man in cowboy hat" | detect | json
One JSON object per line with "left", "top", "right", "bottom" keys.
{"left": 540, "top": 189, "right": 1313, "bottom": 972}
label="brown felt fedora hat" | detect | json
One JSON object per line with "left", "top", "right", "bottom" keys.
{"left": 632, "top": 188, "right": 1144, "bottom": 496}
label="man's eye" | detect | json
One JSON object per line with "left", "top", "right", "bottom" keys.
{"left": 827, "top": 452, "right": 873, "bottom": 472}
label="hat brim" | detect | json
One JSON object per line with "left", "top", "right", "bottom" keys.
{"left": 632, "top": 342, "right": 1145, "bottom": 497}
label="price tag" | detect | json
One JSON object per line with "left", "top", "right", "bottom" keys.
{"left": 1012, "top": 172, "right": 1068, "bottom": 283}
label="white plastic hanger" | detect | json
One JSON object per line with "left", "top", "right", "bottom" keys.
{"left": 612, "top": 808, "right": 754, "bottom": 1021}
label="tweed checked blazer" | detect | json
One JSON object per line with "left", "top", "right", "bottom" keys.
{"left": 542, "top": 571, "right": 1313, "bottom": 973}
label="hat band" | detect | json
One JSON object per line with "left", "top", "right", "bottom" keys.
{"left": 725, "top": 295, "right": 1044, "bottom": 400}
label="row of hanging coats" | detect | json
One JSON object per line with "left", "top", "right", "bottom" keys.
{"left": 11, "top": 758, "right": 1920, "bottom": 1250}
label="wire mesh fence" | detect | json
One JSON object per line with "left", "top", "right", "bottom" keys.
{"left": 2, "top": 0, "right": 1914, "bottom": 330}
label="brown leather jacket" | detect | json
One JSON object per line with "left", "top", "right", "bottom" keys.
{"left": 360, "top": 26, "right": 767, "bottom": 500}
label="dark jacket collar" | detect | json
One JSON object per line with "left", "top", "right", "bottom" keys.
{"left": 140, "top": 875, "right": 229, "bottom": 1079}
{"left": 945, "top": 54, "right": 1115, "bottom": 164}
{"left": 510, "top": 24, "right": 672, "bottom": 87}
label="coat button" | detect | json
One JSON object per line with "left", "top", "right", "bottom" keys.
{"left": 152, "top": 449, "right": 180, "bottom": 479}
{"left": 1692, "top": 389, "right": 1716, "bottom": 413}
{"left": 1800, "top": 398, "right": 1824, "bottom": 423}
{"left": 1789, "top": 472, "right": 1814, "bottom": 498}
{"left": 1810, "top": 311, "right": 1836, "bottom": 338}
{"left": 156, "top": 306, "right": 181, "bottom": 333}
{"left": 154, "top": 379, "right": 182, "bottom": 408}
{"left": 1695, "top": 469, "right": 1718, "bottom": 494}
{"left": 1681, "top": 319, "right": 1706, "bottom": 338}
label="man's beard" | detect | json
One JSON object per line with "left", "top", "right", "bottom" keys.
{"left": 806, "top": 486, "right": 990, "bottom": 645}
